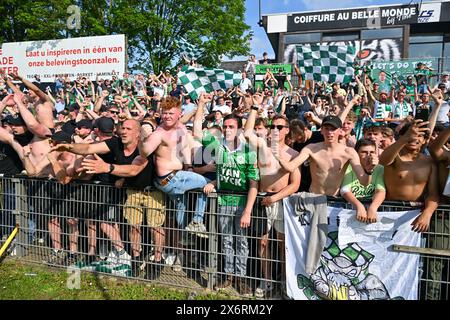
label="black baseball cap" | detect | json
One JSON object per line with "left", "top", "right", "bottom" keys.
{"left": 5, "top": 114, "right": 26, "bottom": 126}
{"left": 76, "top": 119, "right": 93, "bottom": 130}
{"left": 67, "top": 103, "right": 80, "bottom": 112}
{"left": 51, "top": 130, "right": 72, "bottom": 143}
{"left": 321, "top": 115, "right": 342, "bottom": 129}
{"left": 94, "top": 117, "right": 114, "bottom": 133}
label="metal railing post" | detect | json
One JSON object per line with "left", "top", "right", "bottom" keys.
{"left": 206, "top": 192, "right": 218, "bottom": 290}
{"left": 13, "top": 178, "right": 28, "bottom": 257}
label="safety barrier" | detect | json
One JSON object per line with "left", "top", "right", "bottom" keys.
{"left": 0, "top": 175, "right": 449, "bottom": 300}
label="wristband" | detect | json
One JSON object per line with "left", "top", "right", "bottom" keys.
{"left": 108, "top": 164, "right": 115, "bottom": 173}
{"left": 251, "top": 105, "right": 259, "bottom": 111}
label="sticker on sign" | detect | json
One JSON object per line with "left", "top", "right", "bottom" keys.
{"left": 418, "top": 3, "right": 441, "bottom": 23}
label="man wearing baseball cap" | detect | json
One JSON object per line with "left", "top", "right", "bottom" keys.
{"left": 276, "top": 114, "right": 370, "bottom": 273}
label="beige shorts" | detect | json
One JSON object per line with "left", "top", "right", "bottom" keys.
{"left": 123, "top": 189, "right": 165, "bottom": 227}
{"left": 266, "top": 199, "right": 284, "bottom": 234}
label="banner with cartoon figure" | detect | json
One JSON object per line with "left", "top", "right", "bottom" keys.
{"left": 284, "top": 202, "right": 422, "bottom": 300}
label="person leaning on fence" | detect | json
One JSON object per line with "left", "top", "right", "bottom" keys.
{"left": 194, "top": 93, "right": 259, "bottom": 297}
{"left": 428, "top": 123, "right": 450, "bottom": 299}
{"left": 276, "top": 115, "right": 371, "bottom": 274}
{"left": 138, "top": 96, "right": 209, "bottom": 271}
{"left": 78, "top": 117, "right": 128, "bottom": 265}
{"left": 379, "top": 119, "right": 439, "bottom": 233}
{"left": 81, "top": 119, "right": 164, "bottom": 279}
{"left": 243, "top": 92, "right": 300, "bottom": 298}
{"left": 51, "top": 119, "right": 154, "bottom": 269}
{"left": 340, "top": 139, "right": 386, "bottom": 224}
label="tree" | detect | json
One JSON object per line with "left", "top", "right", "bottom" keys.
{"left": 112, "top": 0, "right": 251, "bottom": 73}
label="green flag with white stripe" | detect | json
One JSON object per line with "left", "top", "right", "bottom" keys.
{"left": 296, "top": 44, "right": 356, "bottom": 84}
{"left": 177, "top": 66, "right": 241, "bottom": 100}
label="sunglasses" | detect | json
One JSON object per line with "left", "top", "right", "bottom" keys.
{"left": 267, "top": 111, "right": 275, "bottom": 114}
{"left": 109, "top": 110, "right": 120, "bottom": 114}
{"left": 365, "top": 121, "right": 386, "bottom": 128}
{"left": 269, "top": 124, "right": 288, "bottom": 130}
{"left": 223, "top": 125, "right": 236, "bottom": 129}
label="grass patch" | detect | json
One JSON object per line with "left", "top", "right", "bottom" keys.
{"left": 0, "top": 259, "right": 235, "bottom": 300}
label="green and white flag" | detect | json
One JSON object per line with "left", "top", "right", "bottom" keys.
{"left": 177, "top": 66, "right": 241, "bottom": 100}
{"left": 296, "top": 44, "right": 356, "bottom": 84}
{"left": 284, "top": 201, "right": 422, "bottom": 300}
{"left": 176, "top": 37, "right": 205, "bottom": 60}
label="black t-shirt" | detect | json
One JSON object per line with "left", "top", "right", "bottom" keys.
{"left": 0, "top": 142, "right": 23, "bottom": 175}
{"left": 193, "top": 146, "right": 216, "bottom": 181}
{"left": 105, "top": 137, "right": 154, "bottom": 189}
{"left": 92, "top": 136, "right": 119, "bottom": 184}
{"left": 293, "top": 131, "right": 324, "bottom": 192}
{"left": 275, "top": 75, "right": 286, "bottom": 89}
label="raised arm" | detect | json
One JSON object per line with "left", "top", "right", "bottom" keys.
{"left": 339, "top": 95, "right": 360, "bottom": 123}
{"left": 81, "top": 154, "right": 148, "bottom": 177}
{"left": 14, "top": 94, "right": 52, "bottom": 138}
{"left": 277, "top": 145, "right": 311, "bottom": 173}
{"left": 10, "top": 72, "right": 51, "bottom": 103}
{"left": 429, "top": 125, "right": 450, "bottom": 161}
{"left": 348, "top": 147, "right": 370, "bottom": 186}
{"left": 379, "top": 120, "right": 429, "bottom": 166}
{"left": 193, "top": 93, "right": 211, "bottom": 140}
{"left": 139, "top": 128, "right": 162, "bottom": 158}
{"left": 428, "top": 88, "right": 444, "bottom": 134}
{"left": 51, "top": 141, "right": 110, "bottom": 155}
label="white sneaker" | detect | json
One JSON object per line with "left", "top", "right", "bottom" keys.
{"left": 172, "top": 255, "right": 182, "bottom": 272}
{"left": 255, "top": 281, "right": 273, "bottom": 299}
{"left": 115, "top": 249, "right": 131, "bottom": 265}
{"left": 185, "top": 221, "right": 209, "bottom": 238}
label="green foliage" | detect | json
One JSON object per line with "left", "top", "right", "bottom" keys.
{"left": 0, "top": 0, "right": 250, "bottom": 73}
{"left": 0, "top": 260, "right": 235, "bottom": 300}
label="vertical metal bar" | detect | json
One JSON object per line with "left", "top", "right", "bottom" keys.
{"left": 206, "top": 192, "right": 218, "bottom": 290}
{"left": 13, "top": 178, "right": 28, "bottom": 257}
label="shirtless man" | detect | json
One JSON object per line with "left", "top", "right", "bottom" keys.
{"left": 277, "top": 115, "right": 369, "bottom": 196}
{"left": 379, "top": 120, "right": 439, "bottom": 232}
{"left": 428, "top": 124, "right": 450, "bottom": 299}
{"left": 0, "top": 78, "right": 54, "bottom": 178}
{"left": 243, "top": 93, "right": 300, "bottom": 298}
{"left": 52, "top": 119, "right": 157, "bottom": 271}
{"left": 139, "top": 96, "right": 208, "bottom": 270}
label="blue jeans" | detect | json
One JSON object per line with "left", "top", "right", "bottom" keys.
{"left": 155, "top": 171, "right": 208, "bottom": 228}
{"left": 1, "top": 182, "right": 15, "bottom": 237}
{"left": 219, "top": 205, "right": 249, "bottom": 277}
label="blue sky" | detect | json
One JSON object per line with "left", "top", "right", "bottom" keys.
{"left": 242, "top": 0, "right": 440, "bottom": 60}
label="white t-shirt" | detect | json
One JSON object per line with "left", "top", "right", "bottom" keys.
{"left": 212, "top": 104, "right": 232, "bottom": 115}
{"left": 239, "top": 78, "right": 252, "bottom": 92}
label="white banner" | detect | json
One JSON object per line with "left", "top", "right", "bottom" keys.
{"left": 284, "top": 200, "right": 422, "bottom": 300}
{"left": 0, "top": 34, "right": 126, "bottom": 81}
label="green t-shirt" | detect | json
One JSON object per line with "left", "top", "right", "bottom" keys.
{"left": 200, "top": 131, "right": 259, "bottom": 207}
{"left": 341, "top": 165, "right": 385, "bottom": 198}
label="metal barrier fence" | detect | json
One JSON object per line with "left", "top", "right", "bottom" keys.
{"left": 1, "top": 175, "right": 449, "bottom": 300}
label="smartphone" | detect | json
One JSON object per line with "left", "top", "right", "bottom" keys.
{"left": 415, "top": 107, "right": 430, "bottom": 122}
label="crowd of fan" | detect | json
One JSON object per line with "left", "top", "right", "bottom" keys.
{"left": 0, "top": 56, "right": 449, "bottom": 298}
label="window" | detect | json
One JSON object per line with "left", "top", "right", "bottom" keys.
{"left": 322, "top": 32, "right": 359, "bottom": 42}
{"left": 409, "top": 43, "right": 443, "bottom": 58}
{"left": 444, "top": 43, "right": 450, "bottom": 72}
{"left": 410, "top": 34, "right": 444, "bottom": 43}
{"left": 361, "top": 28, "right": 402, "bottom": 40}
{"left": 285, "top": 33, "right": 321, "bottom": 44}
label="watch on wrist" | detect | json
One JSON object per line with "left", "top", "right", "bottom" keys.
{"left": 108, "top": 164, "right": 115, "bottom": 173}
